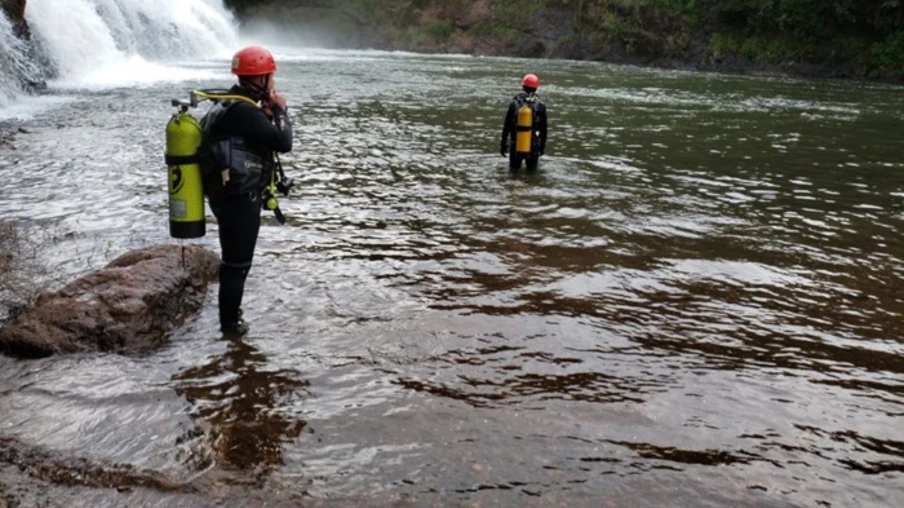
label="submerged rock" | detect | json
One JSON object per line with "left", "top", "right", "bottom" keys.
{"left": 0, "top": 244, "right": 220, "bottom": 358}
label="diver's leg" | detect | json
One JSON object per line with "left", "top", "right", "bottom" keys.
{"left": 509, "top": 151, "right": 522, "bottom": 173}
{"left": 211, "top": 194, "right": 262, "bottom": 334}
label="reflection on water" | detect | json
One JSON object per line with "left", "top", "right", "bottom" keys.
{"left": 0, "top": 50, "right": 902, "bottom": 506}
{"left": 172, "top": 337, "right": 309, "bottom": 483}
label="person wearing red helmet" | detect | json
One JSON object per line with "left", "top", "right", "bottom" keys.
{"left": 199, "top": 45, "right": 294, "bottom": 336}
{"left": 500, "top": 73, "right": 547, "bottom": 173}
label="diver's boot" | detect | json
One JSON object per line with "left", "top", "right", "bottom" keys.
{"left": 221, "top": 309, "right": 248, "bottom": 336}
{"left": 221, "top": 318, "right": 248, "bottom": 337}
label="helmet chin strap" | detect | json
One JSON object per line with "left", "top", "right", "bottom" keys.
{"left": 238, "top": 75, "right": 270, "bottom": 102}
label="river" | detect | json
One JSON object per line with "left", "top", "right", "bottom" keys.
{"left": 1, "top": 15, "right": 903, "bottom": 508}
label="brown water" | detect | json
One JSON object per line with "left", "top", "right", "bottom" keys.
{"left": 0, "top": 49, "right": 903, "bottom": 507}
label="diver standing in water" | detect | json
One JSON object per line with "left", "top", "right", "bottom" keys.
{"left": 499, "top": 73, "right": 547, "bottom": 173}
{"left": 201, "top": 46, "right": 294, "bottom": 336}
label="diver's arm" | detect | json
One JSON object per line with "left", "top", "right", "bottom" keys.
{"left": 234, "top": 103, "right": 294, "bottom": 153}
{"left": 499, "top": 102, "right": 515, "bottom": 156}
{"left": 501, "top": 101, "right": 516, "bottom": 143}
{"left": 537, "top": 103, "right": 547, "bottom": 154}
{"left": 268, "top": 104, "right": 294, "bottom": 153}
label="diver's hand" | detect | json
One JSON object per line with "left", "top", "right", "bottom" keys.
{"left": 499, "top": 142, "right": 507, "bottom": 157}
{"left": 269, "top": 90, "right": 287, "bottom": 111}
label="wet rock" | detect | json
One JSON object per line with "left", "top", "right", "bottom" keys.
{"left": 0, "top": 437, "right": 190, "bottom": 493}
{"left": 0, "top": 0, "right": 28, "bottom": 38}
{"left": 0, "top": 244, "right": 220, "bottom": 358}
{"left": 0, "top": 128, "right": 15, "bottom": 149}
{"left": 0, "top": 433, "right": 335, "bottom": 507}
{"left": 0, "top": 0, "right": 25, "bottom": 21}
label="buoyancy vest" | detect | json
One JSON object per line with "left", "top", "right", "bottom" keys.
{"left": 198, "top": 100, "right": 272, "bottom": 199}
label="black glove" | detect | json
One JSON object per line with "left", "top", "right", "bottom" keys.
{"left": 500, "top": 141, "right": 507, "bottom": 157}
{"left": 539, "top": 147, "right": 545, "bottom": 156}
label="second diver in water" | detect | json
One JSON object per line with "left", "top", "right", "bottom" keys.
{"left": 500, "top": 73, "right": 548, "bottom": 173}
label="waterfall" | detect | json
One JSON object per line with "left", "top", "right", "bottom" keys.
{"left": 0, "top": 10, "right": 45, "bottom": 110}
{"left": 0, "top": 0, "right": 239, "bottom": 112}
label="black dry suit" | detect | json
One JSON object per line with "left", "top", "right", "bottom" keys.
{"left": 501, "top": 91, "right": 547, "bottom": 172}
{"left": 199, "top": 85, "right": 293, "bottom": 331}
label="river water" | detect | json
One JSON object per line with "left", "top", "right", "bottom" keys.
{"left": 1, "top": 44, "right": 903, "bottom": 507}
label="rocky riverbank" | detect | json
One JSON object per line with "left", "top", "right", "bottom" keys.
{"left": 4, "top": 0, "right": 901, "bottom": 83}
{"left": 230, "top": 0, "right": 904, "bottom": 83}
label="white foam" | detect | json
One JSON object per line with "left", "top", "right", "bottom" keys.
{"left": 24, "top": 0, "right": 238, "bottom": 88}
{"left": 0, "top": 95, "right": 77, "bottom": 121}
{"left": 48, "top": 57, "right": 225, "bottom": 90}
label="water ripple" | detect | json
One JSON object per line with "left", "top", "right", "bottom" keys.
{"left": 1, "top": 50, "right": 902, "bottom": 506}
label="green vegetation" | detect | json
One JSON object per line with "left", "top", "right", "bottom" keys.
{"left": 696, "top": 0, "right": 904, "bottom": 74}
{"left": 223, "top": 0, "right": 904, "bottom": 79}
{"left": 470, "top": 21, "right": 522, "bottom": 42}
{"left": 424, "top": 20, "right": 455, "bottom": 42}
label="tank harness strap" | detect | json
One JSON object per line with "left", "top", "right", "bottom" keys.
{"left": 165, "top": 154, "right": 200, "bottom": 165}
{"left": 515, "top": 126, "right": 533, "bottom": 131}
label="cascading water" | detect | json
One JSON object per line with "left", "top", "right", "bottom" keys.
{"left": 1, "top": 0, "right": 238, "bottom": 113}
{"left": 0, "top": 10, "right": 45, "bottom": 110}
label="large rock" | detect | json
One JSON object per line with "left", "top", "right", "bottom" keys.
{"left": 0, "top": 244, "right": 220, "bottom": 358}
{"left": 0, "top": 0, "right": 25, "bottom": 20}
{"left": 0, "top": 0, "right": 27, "bottom": 37}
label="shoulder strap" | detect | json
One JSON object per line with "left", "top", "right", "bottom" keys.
{"left": 199, "top": 100, "right": 241, "bottom": 140}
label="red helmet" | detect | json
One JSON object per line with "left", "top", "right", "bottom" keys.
{"left": 231, "top": 46, "right": 276, "bottom": 76}
{"left": 522, "top": 73, "right": 539, "bottom": 89}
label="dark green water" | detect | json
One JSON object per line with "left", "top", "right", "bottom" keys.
{"left": 0, "top": 49, "right": 902, "bottom": 507}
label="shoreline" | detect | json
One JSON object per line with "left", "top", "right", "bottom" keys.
{"left": 347, "top": 38, "right": 904, "bottom": 86}
{"left": 230, "top": 1, "right": 904, "bottom": 87}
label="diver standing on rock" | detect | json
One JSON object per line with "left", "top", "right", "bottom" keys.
{"left": 200, "top": 46, "right": 294, "bottom": 336}
{"left": 499, "top": 73, "right": 547, "bottom": 173}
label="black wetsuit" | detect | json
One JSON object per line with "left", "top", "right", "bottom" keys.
{"left": 501, "top": 92, "right": 547, "bottom": 172}
{"left": 204, "top": 85, "right": 293, "bottom": 331}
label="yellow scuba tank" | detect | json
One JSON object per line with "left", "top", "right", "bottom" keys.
{"left": 515, "top": 101, "right": 534, "bottom": 154}
{"left": 165, "top": 108, "right": 205, "bottom": 239}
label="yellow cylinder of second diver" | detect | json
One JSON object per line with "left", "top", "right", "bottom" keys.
{"left": 165, "top": 112, "right": 206, "bottom": 238}
{"left": 515, "top": 103, "right": 533, "bottom": 154}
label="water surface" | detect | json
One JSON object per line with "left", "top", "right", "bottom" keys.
{"left": 0, "top": 50, "right": 902, "bottom": 507}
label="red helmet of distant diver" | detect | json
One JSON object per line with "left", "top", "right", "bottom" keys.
{"left": 231, "top": 46, "right": 276, "bottom": 76}
{"left": 522, "top": 73, "right": 540, "bottom": 89}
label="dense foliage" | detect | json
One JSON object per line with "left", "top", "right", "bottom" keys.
{"left": 695, "top": 0, "right": 904, "bottom": 72}
{"left": 223, "top": 0, "right": 904, "bottom": 78}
